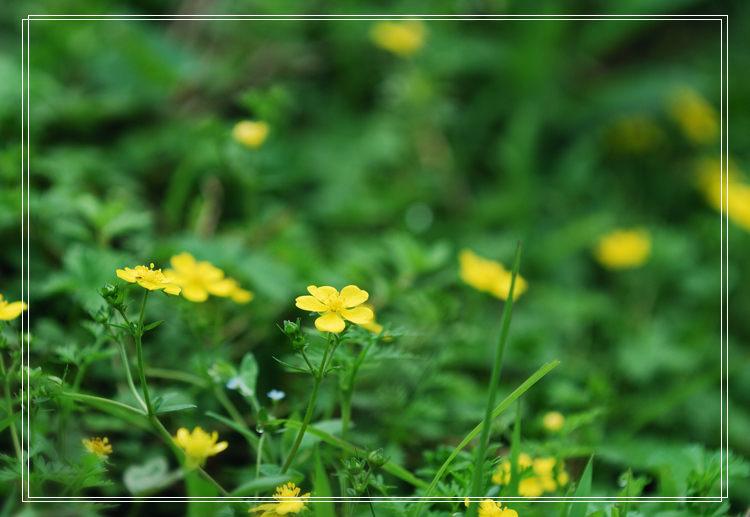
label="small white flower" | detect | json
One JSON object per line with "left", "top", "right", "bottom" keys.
{"left": 226, "top": 377, "right": 254, "bottom": 397}
{"left": 267, "top": 389, "right": 286, "bottom": 401}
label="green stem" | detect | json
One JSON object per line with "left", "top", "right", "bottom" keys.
{"left": 116, "top": 339, "right": 147, "bottom": 412}
{"left": 340, "top": 389, "right": 352, "bottom": 442}
{"left": 59, "top": 391, "right": 147, "bottom": 416}
{"left": 280, "top": 373, "right": 323, "bottom": 474}
{"left": 135, "top": 290, "right": 153, "bottom": 415}
{"left": 467, "top": 242, "right": 522, "bottom": 517}
{"left": 1, "top": 355, "right": 22, "bottom": 463}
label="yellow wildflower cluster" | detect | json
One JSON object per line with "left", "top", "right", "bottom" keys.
{"left": 459, "top": 250, "right": 527, "bottom": 301}
{"left": 370, "top": 21, "right": 426, "bottom": 58}
{"left": 172, "top": 426, "right": 228, "bottom": 470}
{"left": 696, "top": 157, "right": 750, "bottom": 233}
{"left": 165, "top": 252, "right": 253, "bottom": 303}
{"left": 82, "top": 437, "right": 112, "bottom": 460}
{"left": 464, "top": 498, "right": 518, "bottom": 517}
{"left": 116, "top": 263, "right": 181, "bottom": 295}
{"left": 233, "top": 120, "right": 270, "bottom": 149}
{"left": 249, "top": 483, "right": 310, "bottom": 516}
{"left": 492, "top": 453, "right": 569, "bottom": 498}
{"left": 0, "top": 294, "right": 27, "bottom": 321}
{"left": 295, "top": 285, "right": 374, "bottom": 333}
{"left": 668, "top": 87, "right": 718, "bottom": 145}
{"left": 593, "top": 229, "right": 651, "bottom": 270}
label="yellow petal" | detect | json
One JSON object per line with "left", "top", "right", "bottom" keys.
{"left": 315, "top": 312, "right": 345, "bottom": 333}
{"left": 341, "top": 307, "right": 374, "bottom": 324}
{"left": 116, "top": 268, "right": 137, "bottom": 283}
{"left": 163, "top": 284, "right": 182, "bottom": 296}
{"left": 181, "top": 283, "right": 209, "bottom": 302}
{"left": 296, "top": 295, "right": 327, "bottom": 312}
{"left": 340, "top": 285, "right": 369, "bottom": 307}
{"left": 248, "top": 503, "right": 279, "bottom": 513}
{"left": 308, "top": 285, "right": 338, "bottom": 302}
{"left": 211, "top": 441, "right": 229, "bottom": 454}
{"left": 0, "top": 301, "right": 27, "bottom": 320}
{"left": 170, "top": 252, "right": 196, "bottom": 273}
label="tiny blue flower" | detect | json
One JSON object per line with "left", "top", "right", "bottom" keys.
{"left": 267, "top": 389, "right": 286, "bottom": 401}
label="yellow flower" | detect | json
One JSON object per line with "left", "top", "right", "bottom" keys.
{"left": 249, "top": 483, "right": 310, "bottom": 516}
{"left": 165, "top": 252, "right": 253, "bottom": 303}
{"left": 668, "top": 87, "right": 718, "bottom": 144}
{"left": 459, "top": 250, "right": 527, "bottom": 301}
{"left": 463, "top": 499, "right": 518, "bottom": 517}
{"left": 0, "top": 294, "right": 27, "bottom": 321}
{"left": 295, "top": 285, "right": 374, "bottom": 333}
{"left": 172, "top": 427, "right": 228, "bottom": 469}
{"left": 492, "top": 454, "right": 567, "bottom": 498}
{"left": 233, "top": 120, "right": 269, "bottom": 149}
{"left": 696, "top": 158, "right": 750, "bottom": 233}
{"left": 82, "top": 437, "right": 112, "bottom": 459}
{"left": 370, "top": 21, "right": 425, "bottom": 58}
{"left": 116, "top": 263, "right": 181, "bottom": 295}
{"left": 593, "top": 229, "right": 651, "bottom": 270}
{"left": 543, "top": 411, "right": 565, "bottom": 432}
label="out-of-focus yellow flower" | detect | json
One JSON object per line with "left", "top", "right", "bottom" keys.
{"left": 233, "top": 120, "right": 269, "bottom": 149}
{"left": 459, "top": 250, "right": 527, "bottom": 301}
{"left": 82, "top": 437, "right": 112, "bottom": 460}
{"left": 249, "top": 483, "right": 310, "bottom": 516}
{"left": 593, "top": 229, "right": 651, "bottom": 270}
{"left": 173, "top": 427, "right": 228, "bottom": 469}
{"left": 543, "top": 411, "right": 565, "bottom": 432}
{"left": 358, "top": 303, "right": 383, "bottom": 334}
{"left": 295, "top": 285, "right": 374, "bottom": 333}
{"left": 165, "top": 252, "right": 253, "bottom": 303}
{"left": 695, "top": 157, "right": 750, "bottom": 233}
{"left": 0, "top": 294, "right": 27, "bottom": 321}
{"left": 606, "top": 114, "right": 665, "bottom": 154}
{"left": 668, "top": 87, "right": 718, "bottom": 144}
{"left": 116, "top": 263, "right": 181, "bottom": 295}
{"left": 370, "top": 21, "right": 425, "bottom": 58}
{"left": 492, "top": 454, "right": 568, "bottom": 498}
{"left": 463, "top": 498, "right": 518, "bottom": 517}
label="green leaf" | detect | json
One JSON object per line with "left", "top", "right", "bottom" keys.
{"left": 123, "top": 456, "right": 182, "bottom": 495}
{"left": 509, "top": 400, "right": 522, "bottom": 496}
{"left": 156, "top": 403, "right": 197, "bottom": 414}
{"left": 312, "top": 445, "right": 335, "bottom": 517}
{"left": 186, "top": 470, "right": 218, "bottom": 517}
{"left": 569, "top": 455, "right": 594, "bottom": 517}
{"left": 238, "top": 352, "right": 259, "bottom": 396}
{"left": 143, "top": 320, "right": 164, "bottom": 332}
{"left": 272, "top": 356, "right": 311, "bottom": 374}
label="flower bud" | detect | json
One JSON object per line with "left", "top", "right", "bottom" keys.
{"left": 345, "top": 458, "right": 364, "bottom": 476}
{"left": 281, "top": 319, "right": 307, "bottom": 350}
{"left": 367, "top": 448, "right": 388, "bottom": 469}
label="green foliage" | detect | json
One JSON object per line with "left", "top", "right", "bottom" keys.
{"left": 2, "top": 3, "right": 749, "bottom": 517}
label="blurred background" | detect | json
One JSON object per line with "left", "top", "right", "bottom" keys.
{"left": 1, "top": 1, "right": 749, "bottom": 514}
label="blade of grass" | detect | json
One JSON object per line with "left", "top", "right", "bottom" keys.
{"left": 312, "top": 445, "right": 335, "bottom": 517}
{"left": 569, "top": 455, "right": 594, "bottom": 517}
{"left": 414, "top": 359, "right": 560, "bottom": 517}
{"left": 509, "top": 400, "right": 522, "bottom": 496}
{"left": 468, "top": 242, "right": 521, "bottom": 517}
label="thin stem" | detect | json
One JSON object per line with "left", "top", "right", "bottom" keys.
{"left": 280, "top": 373, "right": 323, "bottom": 474}
{"left": 135, "top": 290, "right": 153, "bottom": 415}
{"left": 467, "top": 242, "right": 522, "bottom": 517}
{"left": 59, "top": 391, "right": 147, "bottom": 416}
{"left": 115, "top": 339, "right": 147, "bottom": 412}
{"left": 340, "top": 389, "right": 352, "bottom": 443}
{"left": 1, "top": 355, "right": 22, "bottom": 463}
